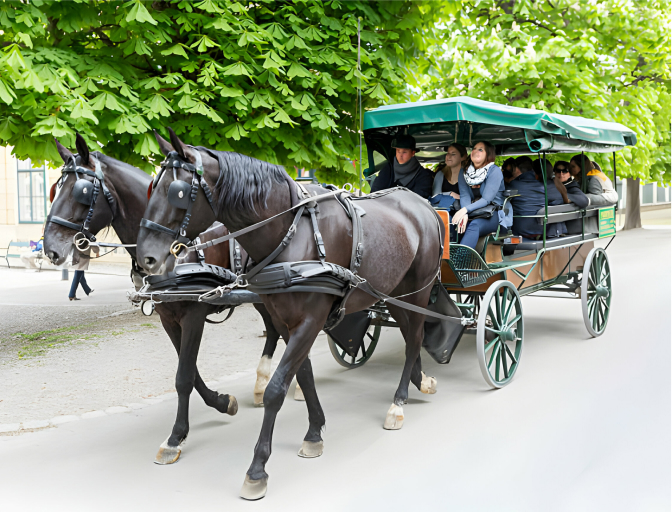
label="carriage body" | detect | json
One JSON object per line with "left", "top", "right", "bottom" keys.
{"left": 328, "top": 97, "right": 632, "bottom": 385}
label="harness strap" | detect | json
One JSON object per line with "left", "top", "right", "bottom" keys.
{"left": 189, "top": 189, "right": 343, "bottom": 252}
{"left": 82, "top": 178, "right": 100, "bottom": 232}
{"left": 140, "top": 218, "right": 179, "bottom": 238}
{"left": 307, "top": 205, "right": 326, "bottom": 263}
{"left": 242, "top": 205, "right": 306, "bottom": 282}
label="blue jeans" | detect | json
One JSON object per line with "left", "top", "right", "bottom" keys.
{"left": 459, "top": 216, "right": 500, "bottom": 249}
{"left": 69, "top": 270, "right": 91, "bottom": 298}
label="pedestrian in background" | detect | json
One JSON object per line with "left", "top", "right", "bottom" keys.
{"left": 68, "top": 245, "right": 98, "bottom": 301}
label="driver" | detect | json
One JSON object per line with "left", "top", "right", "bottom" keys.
{"left": 370, "top": 135, "right": 433, "bottom": 199}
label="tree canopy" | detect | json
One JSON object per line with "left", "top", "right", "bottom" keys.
{"left": 421, "top": 0, "right": 671, "bottom": 184}
{"left": 0, "top": 0, "right": 441, "bottom": 184}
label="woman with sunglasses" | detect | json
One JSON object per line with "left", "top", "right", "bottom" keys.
{"left": 554, "top": 161, "right": 589, "bottom": 208}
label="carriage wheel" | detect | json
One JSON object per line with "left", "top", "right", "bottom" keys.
{"left": 327, "top": 323, "right": 381, "bottom": 369}
{"left": 477, "top": 280, "right": 524, "bottom": 388}
{"left": 581, "top": 247, "right": 611, "bottom": 337}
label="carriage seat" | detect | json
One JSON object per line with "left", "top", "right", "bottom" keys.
{"left": 535, "top": 203, "right": 604, "bottom": 225}
{"left": 144, "top": 262, "right": 237, "bottom": 293}
{"left": 513, "top": 233, "right": 599, "bottom": 251}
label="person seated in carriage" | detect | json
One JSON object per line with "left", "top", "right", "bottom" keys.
{"left": 554, "top": 160, "right": 589, "bottom": 208}
{"left": 451, "top": 141, "right": 510, "bottom": 249}
{"left": 507, "top": 156, "right": 567, "bottom": 239}
{"left": 569, "top": 154, "right": 618, "bottom": 206}
{"left": 533, "top": 158, "right": 570, "bottom": 204}
{"left": 370, "top": 134, "right": 434, "bottom": 199}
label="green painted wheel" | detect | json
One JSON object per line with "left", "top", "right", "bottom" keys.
{"left": 581, "top": 247, "right": 612, "bottom": 337}
{"left": 477, "top": 280, "right": 524, "bottom": 389}
{"left": 327, "top": 322, "right": 381, "bottom": 369}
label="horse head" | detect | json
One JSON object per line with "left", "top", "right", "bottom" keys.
{"left": 44, "top": 135, "right": 116, "bottom": 266}
{"left": 137, "top": 128, "right": 219, "bottom": 274}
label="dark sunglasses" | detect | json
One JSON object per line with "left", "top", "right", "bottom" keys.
{"left": 555, "top": 168, "right": 569, "bottom": 173}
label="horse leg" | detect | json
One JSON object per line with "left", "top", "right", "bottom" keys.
{"left": 410, "top": 353, "right": 437, "bottom": 395}
{"left": 295, "top": 354, "right": 325, "bottom": 458}
{"left": 156, "top": 306, "right": 236, "bottom": 465}
{"left": 252, "top": 304, "right": 281, "bottom": 407}
{"left": 382, "top": 306, "right": 431, "bottom": 430}
{"left": 240, "top": 311, "right": 326, "bottom": 500}
{"left": 157, "top": 305, "right": 230, "bottom": 413}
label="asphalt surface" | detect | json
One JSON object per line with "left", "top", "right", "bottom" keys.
{"left": 0, "top": 228, "right": 669, "bottom": 511}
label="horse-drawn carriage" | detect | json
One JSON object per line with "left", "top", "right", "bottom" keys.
{"left": 319, "top": 98, "right": 632, "bottom": 388}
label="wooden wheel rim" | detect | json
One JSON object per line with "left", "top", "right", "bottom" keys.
{"left": 477, "top": 280, "right": 524, "bottom": 388}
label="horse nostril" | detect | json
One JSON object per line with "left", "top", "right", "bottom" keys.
{"left": 47, "top": 250, "right": 58, "bottom": 262}
{"left": 144, "top": 256, "right": 156, "bottom": 269}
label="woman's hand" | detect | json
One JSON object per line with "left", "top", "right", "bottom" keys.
{"left": 449, "top": 192, "right": 460, "bottom": 199}
{"left": 452, "top": 207, "right": 469, "bottom": 234}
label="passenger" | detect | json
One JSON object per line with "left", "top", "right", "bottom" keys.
{"left": 554, "top": 161, "right": 588, "bottom": 208}
{"left": 532, "top": 158, "right": 569, "bottom": 204}
{"left": 508, "top": 156, "right": 566, "bottom": 239}
{"left": 502, "top": 157, "right": 517, "bottom": 185}
{"left": 432, "top": 143, "right": 467, "bottom": 198}
{"left": 452, "top": 141, "right": 506, "bottom": 249}
{"left": 569, "top": 154, "right": 618, "bottom": 206}
{"left": 370, "top": 134, "right": 434, "bottom": 198}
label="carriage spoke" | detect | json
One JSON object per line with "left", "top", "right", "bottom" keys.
{"left": 495, "top": 347, "right": 501, "bottom": 381}
{"left": 494, "top": 290, "right": 502, "bottom": 327}
{"left": 504, "top": 314, "right": 522, "bottom": 332}
{"left": 505, "top": 342, "right": 518, "bottom": 366}
{"left": 488, "top": 343, "right": 501, "bottom": 370}
{"left": 487, "top": 305, "right": 501, "bottom": 330}
{"left": 484, "top": 336, "right": 501, "bottom": 354}
{"left": 500, "top": 342, "right": 509, "bottom": 380}
{"left": 500, "top": 288, "right": 508, "bottom": 326}
{"left": 502, "top": 293, "right": 516, "bottom": 327}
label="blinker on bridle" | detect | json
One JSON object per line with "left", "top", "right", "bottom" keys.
{"left": 142, "top": 149, "right": 217, "bottom": 257}
{"left": 46, "top": 155, "right": 116, "bottom": 250}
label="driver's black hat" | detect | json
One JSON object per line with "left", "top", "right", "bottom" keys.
{"left": 391, "top": 134, "right": 416, "bottom": 151}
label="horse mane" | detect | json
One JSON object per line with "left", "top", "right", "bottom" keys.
{"left": 204, "top": 149, "right": 290, "bottom": 225}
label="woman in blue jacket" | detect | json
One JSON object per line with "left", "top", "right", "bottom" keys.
{"left": 452, "top": 141, "right": 506, "bottom": 249}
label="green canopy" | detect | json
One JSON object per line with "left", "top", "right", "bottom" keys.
{"left": 363, "top": 97, "right": 636, "bottom": 158}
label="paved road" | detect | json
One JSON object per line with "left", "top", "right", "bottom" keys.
{"left": 0, "top": 228, "right": 669, "bottom": 511}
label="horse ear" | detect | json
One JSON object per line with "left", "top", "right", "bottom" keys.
{"left": 167, "top": 127, "right": 187, "bottom": 159}
{"left": 154, "top": 130, "right": 174, "bottom": 156}
{"left": 55, "top": 138, "right": 74, "bottom": 165}
{"left": 75, "top": 133, "right": 90, "bottom": 166}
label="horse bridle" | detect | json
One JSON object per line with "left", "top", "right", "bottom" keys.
{"left": 46, "top": 155, "right": 116, "bottom": 249}
{"left": 142, "top": 149, "right": 217, "bottom": 256}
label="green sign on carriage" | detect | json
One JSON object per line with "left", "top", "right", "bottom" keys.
{"left": 599, "top": 206, "right": 617, "bottom": 238}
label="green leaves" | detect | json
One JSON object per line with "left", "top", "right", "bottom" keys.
{"left": 0, "top": 0, "right": 436, "bottom": 186}
{"left": 125, "top": 0, "right": 157, "bottom": 26}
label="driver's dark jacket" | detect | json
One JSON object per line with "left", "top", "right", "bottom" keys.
{"left": 370, "top": 161, "right": 434, "bottom": 199}
{"left": 508, "top": 171, "right": 566, "bottom": 238}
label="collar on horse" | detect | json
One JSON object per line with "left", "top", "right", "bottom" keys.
{"left": 141, "top": 149, "right": 217, "bottom": 250}
{"left": 46, "top": 156, "right": 116, "bottom": 247}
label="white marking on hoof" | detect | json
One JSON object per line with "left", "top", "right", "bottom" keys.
{"left": 420, "top": 371, "right": 437, "bottom": 394}
{"left": 253, "top": 356, "right": 271, "bottom": 406}
{"left": 155, "top": 437, "right": 184, "bottom": 465}
{"left": 294, "top": 382, "right": 305, "bottom": 401}
{"left": 227, "top": 395, "right": 238, "bottom": 416}
{"left": 298, "top": 440, "right": 323, "bottom": 458}
{"left": 240, "top": 475, "right": 267, "bottom": 501}
{"left": 383, "top": 403, "right": 404, "bottom": 430}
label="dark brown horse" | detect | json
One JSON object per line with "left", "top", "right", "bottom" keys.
{"left": 43, "top": 135, "right": 284, "bottom": 465}
{"left": 136, "top": 129, "right": 443, "bottom": 500}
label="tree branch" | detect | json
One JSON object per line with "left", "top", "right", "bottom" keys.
{"left": 515, "top": 17, "right": 559, "bottom": 37}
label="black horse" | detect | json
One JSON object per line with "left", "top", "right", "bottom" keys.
{"left": 136, "top": 129, "right": 443, "bottom": 500}
{"left": 43, "top": 135, "right": 287, "bottom": 464}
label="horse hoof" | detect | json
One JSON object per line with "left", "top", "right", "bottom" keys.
{"left": 294, "top": 383, "right": 305, "bottom": 401}
{"left": 155, "top": 438, "right": 183, "bottom": 465}
{"left": 240, "top": 475, "right": 267, "bottom": 501}
{"left": 253, "top": 393, "right": 264, "bottom": 407}
{"left": 298, "top": 440, "right": 323, "bottom": 458}
{"left": 383, "top": 404, "right": 404, "bottom": 430}
{"left": 227, "top": 395, "right": 238, "bottom": 415}
{"left": 420, "top": 372, "right": 437, "bottom": 394}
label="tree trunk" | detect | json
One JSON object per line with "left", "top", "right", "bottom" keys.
{"left": 624, "top": 177, "right": 642, "bottom": 230}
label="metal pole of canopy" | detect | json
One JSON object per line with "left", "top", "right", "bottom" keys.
{"left": 581, "top": 150, "right": 586, "bottom": 192}
{"left": 612, "top": 151, "right": 618, "bottom": 212}
{"left": 357, "top": 17, "right": 363, "bottom": 196}
{"left": 542, "top": 151, "right": 548, "bottom": 250}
